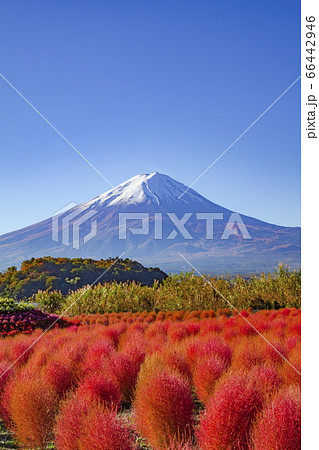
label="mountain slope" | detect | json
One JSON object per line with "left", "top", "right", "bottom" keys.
{"left": 0, "top": 173, "right": 300, "bottom": 273}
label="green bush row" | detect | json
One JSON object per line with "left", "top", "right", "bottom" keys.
{"left": 0, "top": 297, "right": 35, "bottom": 314}
{"left": 34, "top": 265, "right": 301, "bottom": 316}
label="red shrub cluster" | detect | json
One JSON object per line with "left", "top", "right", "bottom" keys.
{"left": 0, "top": 307, "right": 300, "bottom": 449}
{"left": 55, "top": 395, "right": 89, "bottom": 450}
{"left": 134, "top": 368, "right": 194, "bottom": 449}
{"left": 0, "top": 310, "right": 75, "bottom": 337}
{"left": 71, "top": 308, "right": 223, "bottom": 326}
{"left": 252, "top": 386, "right": 301, "bottom": 449}
{"left": 55, "top": 396, "right": 134, "bottom": 450}
{"left": 43, "top": 359, "right": 77, "bottom": 398}
{"left": 76, "top": 374, "right": 122, "bottom": 409}
{"left": 193, "top": 356, "right": 228, "bottom": 404}
{"left": 77, "top": 405, "right": 134, "bottom": 450}
{"left": 197, "top": 373, "right": 264, "bottom": 449}
{"left": 6, "top": 370, "right": 59, "bottom": 449}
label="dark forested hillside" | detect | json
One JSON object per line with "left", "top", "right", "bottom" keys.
{"left": 0, "top": 257, "right": 167, "bottom": 300}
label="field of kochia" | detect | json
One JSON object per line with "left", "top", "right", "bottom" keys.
{"left": 0, "top": 307, "right": 300, "bottom": 449}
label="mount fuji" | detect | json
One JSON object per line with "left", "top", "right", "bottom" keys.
{"left": 0, "top": 173, "right": 300, "bottom": 273}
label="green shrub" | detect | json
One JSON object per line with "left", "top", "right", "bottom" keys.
{"left": 34, "top": 291, "right": 65, "bottom": 314}
{"left": 35, "top": 265, "right": 301, "bottom": 316}
{"left": 0, "top": 297, "right": 35, "bottom": 314}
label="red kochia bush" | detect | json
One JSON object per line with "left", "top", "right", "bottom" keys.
{"left": 280, "top": 351, "right": 301, "bottom": 386}
{"left": 85, "top": 339, "right": 115, "bottom": 360}
{"left": 193, "top": 356, "right": 228, "bottom": 404}
{"left": 81, "top": 339, "right": 115, "bottom": 374}
{"left": 161, "top": 348, "right": 192, "bottom": 382}
{"left": 0, "top": 363, "right": 14, "bottom": 427}
{"left": 103, "top": 323, "right": 127, "bottom": 346}
{"left": 56, "top": 396, "right": 134, "bottom": 450}
{"left": 168, "top": 323, "right": 190, "bottom": 342}
{"left": 185, "top": 321, "right": 200, "bottom": 335}
{"left": 263, "top": 341, "right": 287, "bottom": 366}
{"left": 8, "top": 371, "right": 59, "bottom": 449}
{"left": 134, "top": 369, "right": 194, "bottom": 449}
{"left": 78, "top": 404, "right": 135, "bottom": 450}
{"left": 76, "top": 374, "right": 121, "bottom": 409}
{"left": 106, "top": 352, "right": 141, "bottom": 402}
{"left": 252, "top": 386, "right": 301, "bottom": 450}
{"left": 10, "top": 337, "right": 34, "bottom": 366}
{"left": 199, "top": 338, "right": 232, "bottom": 366}
{"left": 199, "top": 319, "right": 222, "bottom": 336}
{"left": 120, "top": 330, "right": 146, "bottom": 368}
{"left": 0, "top": 361, "right": 13, "bottom": 397}
{"left": 186, "top": 337, "right": 232, "bottom": 373}
{"left": 43, "top": 360, "right": 77, "bottom": 398}
{"left": 197, "top": 373, "right": 263, "bottom": 449}
{"left": 0, "top": 379, "right": 14, "bottom": 428}
{"left": 249, "top": 365, "right": 283, "bottom": 396}
{"left": 55, "top": 395, "right": 89, "bottom": 450}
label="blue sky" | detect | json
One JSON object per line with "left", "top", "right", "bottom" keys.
{"left": 0, "top": 0, "right": 300, "bottom": 235}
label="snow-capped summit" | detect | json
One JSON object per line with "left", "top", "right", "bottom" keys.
{"left": 0, "top": 172, "right": 301, "bottom": 273}
{"left": 84, "top": 172, "right": 209, "bottom": 208}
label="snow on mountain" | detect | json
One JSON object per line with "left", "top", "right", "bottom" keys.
{"left": 83, "top": 172, "right": 211, "bottom": 209}
{"left": 0, "top": 172, "right": 301, "bottom": 273}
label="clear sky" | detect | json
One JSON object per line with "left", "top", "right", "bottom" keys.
{"left": 0, "top": 0, "right": 300, "bottom": 235}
